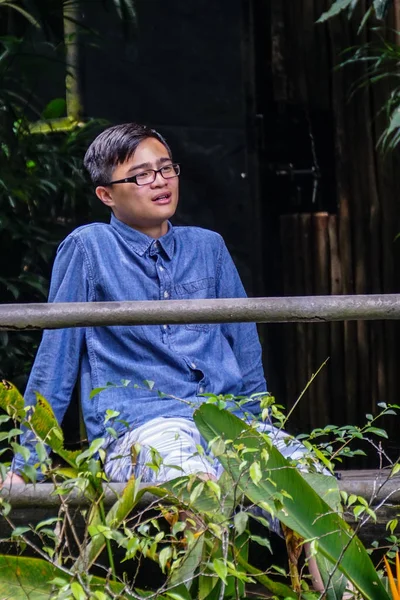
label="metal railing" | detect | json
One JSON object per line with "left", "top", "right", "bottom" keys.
{"left": 0, "top": 294, "right": 400, "bottom": 330}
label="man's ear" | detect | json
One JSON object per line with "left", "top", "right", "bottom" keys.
{"left": 96, "top": 185, "right": 115, "bottom": 208}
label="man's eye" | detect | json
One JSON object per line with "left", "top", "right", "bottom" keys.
{"left": 136, "top": 171, "right": 151, "bottom": 179}
{"left": 161, "top": 165, "right": 173, "bottom": 173}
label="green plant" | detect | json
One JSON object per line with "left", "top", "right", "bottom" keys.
{"left": 318, "top": 0, "right": 393, "bottom": 24}
{"left": 0, "top": 0, "right": 137, "bottom": 386}
{"left": 317, "top": 1, "right": 400, "bottom": 155}
{"left": 0, "top": 381, "right": 399, "bottom": 599}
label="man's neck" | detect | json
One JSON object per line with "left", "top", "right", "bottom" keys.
{"left": 120, "top": 219, "right": 169, "bottom": 239}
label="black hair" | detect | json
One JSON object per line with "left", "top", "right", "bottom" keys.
{"left": 83, "top": 122, "right": 172, "bottom": 186}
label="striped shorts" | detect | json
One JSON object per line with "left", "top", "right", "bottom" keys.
{"left": 103, "top": 416, "right": 310, "bottom": 484}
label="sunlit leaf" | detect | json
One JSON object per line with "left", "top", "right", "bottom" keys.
{"left": 194, "top": 404, "right": 390, "bottom": 600}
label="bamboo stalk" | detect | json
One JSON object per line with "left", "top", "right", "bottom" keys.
{"left": 313, "top": 213, "right": 330, "bottom": 425}
{"left": 63, "top": 0, "right": 83, "bottom": 122}
{"left": 300, "top": 213, "right": 314, "bottom": 429}
{"left": 280, "top": 215, "right": 299, "bottom": 414}
{"left": 328, "top": 215, "right": 344, "bottom": 425}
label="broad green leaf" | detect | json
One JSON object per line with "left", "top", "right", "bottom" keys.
{"left": 301, "top": 472, "right": 342, "bottom": 512}
{"left": 235, "top": 552, "right": 297, "bottom": 599}
{"left": 316, "top": 553, "right": 348, "bottom": 600}
{"left": 194, "top": 405, "right": 390, "bottom": 600}
{"left": 198, "top": 572, "right": 219, "bottom": 600}
{"left": 0, "top": 555, "right": 136, "bottom": 599}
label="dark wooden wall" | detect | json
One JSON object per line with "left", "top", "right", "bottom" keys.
{"left": 256, "top": 0, "right": 400, "bottom": 454}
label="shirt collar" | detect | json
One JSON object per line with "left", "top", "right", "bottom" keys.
{"left": 110, "top": 214, "right": 175, "bottom": 260}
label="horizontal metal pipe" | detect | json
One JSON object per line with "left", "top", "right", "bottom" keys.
{"left": 1, "top": 295, "right": 400, "bottom": 330}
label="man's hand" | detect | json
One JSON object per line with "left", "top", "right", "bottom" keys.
{"left": 0, "top": 472, "right": 25, "bottom": 487}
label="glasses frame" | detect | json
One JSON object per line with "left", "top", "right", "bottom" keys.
{"left": 104, "top": 163, "right": 180, "bottom": 186}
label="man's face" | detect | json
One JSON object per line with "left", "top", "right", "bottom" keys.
{"left": 96, "top": 137, "right": 179, "bottom": 237}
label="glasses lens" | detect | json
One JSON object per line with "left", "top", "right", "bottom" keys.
{"left": 136, "top": 170, "right": 155, "bottom": 185}
{"left": 161, "top": 164, "right": 180, "bottom": 179}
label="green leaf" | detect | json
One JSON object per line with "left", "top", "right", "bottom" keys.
{"left": 71, "top": 581, "right": 86, "bottom": 600}
{"left": 234, "top": 511, "right": 249, "bottom": 536}
{"left": 213, "top": 558, "right": 228, "bottom": 584}
{"left": 143, "top": 379, "right": 155, "bottom": 390}
{"left": 0, "top": 381, "right": 26, "bottom": 420}
{"left": 250, "top": 534, "right": 272, "bottom": 551}
{"left": 11, "top": 526, "right": 31, "bottom": 537}
{"left": 159, "top": 546, "right": 172, "bottom": 573}
{"left": 189, "top": 481, "right": 204, "bottom": 504}
{"left": 317, "top": 0, "right": 355, "bottom": 23}
{"left": 76, "top": 438, "right": 105, "bottom": 465}
{"left": 77, "top": 475, "right": 147, "bottom": 570}
{"left": 89, "top": 387, "right": 109, "bottom": 399}
{"left": 193, "top": 405, "right": 391, "bottom": 600}
{"left": 249, "top": 460, "right": 262, "bottom": 485}
{"left": 169, "top": 535, "right": 204, "bottom": 587}
{"left": 374, "top": 0, "right": 392, "bottom": 19}
{"left": 364, "top": 427, "right": 388, "bottom": 438}
{"left": 41, "top": 98, "right": 66, "bottom": 120}
{"left": 0, "top": 2, "right": 41, "bottom": 27}
{"left": 165, "top": 584, "right": 192, "bottom": 600}
{"left": 0, "top": 555, "right": 136, "bottom": 599}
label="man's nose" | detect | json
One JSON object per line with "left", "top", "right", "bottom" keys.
{"left": 151, "top": 171, "right": 168, "bottom": 187}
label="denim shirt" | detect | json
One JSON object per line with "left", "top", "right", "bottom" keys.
{"left": 13, "top": 215, "right": 266, "bottom": 473}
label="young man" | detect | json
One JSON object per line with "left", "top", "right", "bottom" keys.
{"left": 6, "top": 123, "right": 327, "bottom": 592}
{"left": 9, "top": 122, "right": 304, "bottom": 485}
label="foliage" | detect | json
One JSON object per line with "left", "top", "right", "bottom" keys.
{"left": 0, "top": 0, "right": 139, "bottom": 385}
{"left": 0, "top": 102, "right": 105, "bottom": 386}
{"left": 334, "top": 32, "right": 400, "bottom": 152}
{"left": 317, "top": 1, "right": 400, "bottom": 153}
{"left": 318, "top": 0, "right": 393, "bottom": 24}
{"left": 0, "top": 382, "right": 399, "bottom": 599}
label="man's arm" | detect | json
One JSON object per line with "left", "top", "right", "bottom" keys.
{"left": 11, "top": 235, "right": 92, "bottom": 476}
{"left": 215, "top": 238, "right": 267, "bottom": 397}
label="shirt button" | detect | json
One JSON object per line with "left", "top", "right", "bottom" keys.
{"left": 163, "top": 291, "right": 169, "bottom": 299}
{"left": 199, "top": 386, "right": 204, "bottom": 394}
{"left": 163, "top": 325, "right": 168, "bottom": 330}
{"left": 159, "top": 266, "right": 164, "bottom": 272}
{"left": 191, "top": 362, "right": 197, "bottom": 369}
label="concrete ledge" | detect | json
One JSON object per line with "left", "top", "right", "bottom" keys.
{"left": 1, "top": 469, "right": 399, "bottom": 507}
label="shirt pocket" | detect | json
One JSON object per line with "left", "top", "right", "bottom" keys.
{"left": 174, "top": 277, "right": 215, "bottom": 332}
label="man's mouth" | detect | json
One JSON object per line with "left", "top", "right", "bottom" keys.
{"left": 152, "top": 193, "right": 172, "bottom": 205}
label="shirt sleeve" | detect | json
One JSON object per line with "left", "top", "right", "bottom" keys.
{"left": 215, "top": 236, "right": 267, "bottom": 401}
{"left": 12, "top": 235, "right": 92, "bottom": 476}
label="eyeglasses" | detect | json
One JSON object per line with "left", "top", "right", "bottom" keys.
{"left": 105, "top": 163, "right": 180, "bottom": 186}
